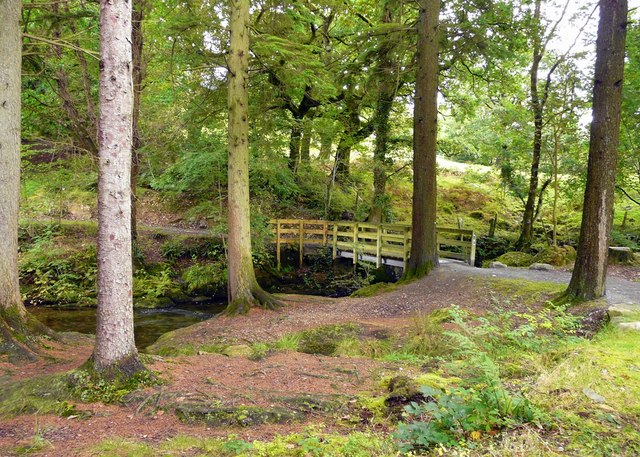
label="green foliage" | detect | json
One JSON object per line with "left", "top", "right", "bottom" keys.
{"left": 160, "top": 236, "right": 224, "bottom": 261}
{"left": 133, "top": 267, "right": 175, "bottom": 301}
{"left": 19, "top": 241, "right": 98, "bottom": 306}
{"left": 181, "top": 262, "right": 227, "bottom": 294}
{"left": 396, "top": 384, "right": 542, "bottom": 452}
{"left": 475, "top": 236, "right": 513, "bottom": 265}
{"left": 68, "top": 369, "right": 157, "bottom": 404}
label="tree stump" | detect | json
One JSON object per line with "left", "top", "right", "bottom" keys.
{"left": 609, "top": 247, "right": 636, "bottom": 264}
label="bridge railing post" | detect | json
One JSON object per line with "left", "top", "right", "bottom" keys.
{"left": 332, "top": 223, "right": 338, "bottom": 259}
{"left": 352, "top": 223, "right": 358, "bottom": 266}
{"left": 469, "top": 232, "right": 477, "bottom": 266}
{"left": 299, "top": 220, "right": 304, "bottom": 267}
{"left": 276, "top": 219, "right": 281, "bottom": 271}
{"left": 376, "top": 225, "right": 382, "bottom": 267}
{"left": 403, "top": 226, "right": 410, "bottom": 271}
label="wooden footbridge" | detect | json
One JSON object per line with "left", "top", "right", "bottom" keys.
{"left": 270, "top": 219, "right": 476, "bottom": 270}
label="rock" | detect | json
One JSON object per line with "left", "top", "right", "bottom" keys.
{"left": 618, "top": 322, "right": 640, "bottom": 331}
{"left": 582, "top": 387, "right": 606, "bottom": 404}
{"left": 532, "top": 245, "right": 576, "bottom": 267}
{"left": 489, "top": 261, "right": 507, "bottom": 269}
{"left": 529, "top": 263, "right": 555, "bottom": 271}
{"left": 494, "top": 251, "right": 534, "bottom": 267}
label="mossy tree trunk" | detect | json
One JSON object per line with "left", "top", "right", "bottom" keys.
{"left": 566, "top": 0, "right": 628, "bottom": 300}
{"left": 368, "top": 0, "right": 399, "bottom": 224}
{"left": 93, "top": 0, "right": 144, "bottom": 377}
{"left": 405, "top": 0, "right": 440, "bottom": 279}
{"left": 226, "top": 0, "right": 283, "bottom": 314}
{"left": 0, "top": 0, "right": 51, "bottom": 362}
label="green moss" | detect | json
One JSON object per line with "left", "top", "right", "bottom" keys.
{"left": 175, "top": 403, "right": 304, "bottom": 427}
{"left": 0, "top": 374, "right": 77, "bottom": 417}
{"left": 495, "top": 251, "right": 534, "bottom": 267}
{"left": 350, "top": 282, "right": 398, "bottom": 298}
{"left": 532, "top": 245, "right": 577, "bottom": 266}
{"left": 483, "top": 277, "right": 566, "bottom": 304}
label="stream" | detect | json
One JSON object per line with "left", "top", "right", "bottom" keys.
{"left": 29, "top": 301, "right": 228, "bottom": 350}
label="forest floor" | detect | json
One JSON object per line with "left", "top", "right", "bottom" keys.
{"left": 1, "top": 262, "right": 639, "bottom": 456}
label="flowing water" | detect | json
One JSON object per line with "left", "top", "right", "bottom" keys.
{"left": 29, "top": 301, "right": 227, "bottom": 350}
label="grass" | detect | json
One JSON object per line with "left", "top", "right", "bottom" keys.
{"left": 89, "top": 430, "right": 395, "bottom": 457}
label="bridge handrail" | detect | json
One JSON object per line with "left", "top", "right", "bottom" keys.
{"left": 270, "top": 219, "right": 476, "bottom": 270}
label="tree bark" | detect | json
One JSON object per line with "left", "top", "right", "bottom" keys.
{"left": 131, "top": 0, "right": 146, "bottom": 245}
{"left": 566, "top": 0, "right": 628, "bottom": 300}
{"left": 93, "top": 0, "right": 144, "bottom": 376}
{"left": 515, "top": 0, "right": 543, "bottom": 251}
{"left": 0, "top": 0, "right": 50, "bottom": 361}
{"left": 405, "top": 0, "right": 440, "bottom": 279}
{"left": 300, "top": 115, "right": 313, "bottom": 163}
{"left": 227, "top": 0, "right": 283, "bottom": 314}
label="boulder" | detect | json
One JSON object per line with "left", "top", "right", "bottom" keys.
{"left": 529, "top": 263, "right": 555, "bottom": 271}
{"left": 532, "top": 245, "right": 576, "bottom": 267}
{"left": 494, "top": 251, "right": 534, "bottom": 267}
{"left": 489, "top": 261, "right": 508, "bottom": 269}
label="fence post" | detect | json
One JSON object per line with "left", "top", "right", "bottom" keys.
{"left": 353, "top": 223, "right": 358, "bottom": 266}
{"left": 469, "top": 232, "right": 477, "bottom": 266}
{"left": 323, "top": 220, "right": 328, "bottom": 246}
{"left": 332, "top": 223, "right": 338, "bottom": 259}
{"left": 403, "top": 226, "right": 410, "bottom": 271}
{"left": 299, "top": 220, "right": 304, "bottom": 267}
{"left": 276, "top": 219, "right": 281, "bottom": 271}
{"left": 458, "top": 217, "right": 464, "bottom": 241}
{"left": 376, "top": 225, "right": 382, "bottom": 267}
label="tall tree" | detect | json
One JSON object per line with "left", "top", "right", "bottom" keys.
{"left": 93, "top": 0, "right": 144, "bottom": 376}
{"left": 0, "top": 0, "right": 50, "bottom": 361}
{"left": 566, "top": 0, "right": 628, "bottom": 300}
{"left": 405, "top": 0, "right": 440, "bottom": 279}
{"left": 227, "top": 0, "right": 283, "bottom": 314}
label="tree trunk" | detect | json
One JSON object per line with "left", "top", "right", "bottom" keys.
{"left": 300, "top": 116, "right": 313, "bottom": 163}
{"left": 515, "top": 0, "right": 543, "bottom": 251}
{"left": 93, "top": 0, "right": 144, "bottom": 377}
{"left": 405, "top": 0, "right": 440, "bottom": 279}
{"left": 131, "top": 0, "right": 146, "bottom": 246}
{"left": 0, "top": 0, "right": 50, "bottom": 361}
{"left": 566, "top": 0, "right": 628, "bottom": 300}
{"left": 227, "top": 0, "right": 283, "bottom": 314}
{"left": 368, "top": 1, "right": 397, "bottom": 224}
{"left": 288, "top": 121, "right": 302, "bottom": 172}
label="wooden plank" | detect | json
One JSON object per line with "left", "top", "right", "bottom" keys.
{"left": 437, "top": 238, "right": 472, "bottom": 248}
{"left": 438, "top": 250, "right": 467, "bottom": 260}
{"left": 436, "top": 227, "right": 475, "bottom": 235}
{"left": 469, "top": 232, "right": 477, "bottom": 266}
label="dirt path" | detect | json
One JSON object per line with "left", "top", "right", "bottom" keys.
{"left": 439, "top": 260, "right": 640, "bottom": 308}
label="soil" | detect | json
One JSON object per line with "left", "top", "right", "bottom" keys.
{"left": 1, "top": 260, "right": 638, "bottom": 456}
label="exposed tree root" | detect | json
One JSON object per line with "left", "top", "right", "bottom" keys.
{"left": 0, "top": 307, "right": 56, "bottom": 363}
{"left": 225, "top": 286, "right": 285, "bottom": 316}
{"left": 401, "top": 261, "right": 436, "bottom": 282}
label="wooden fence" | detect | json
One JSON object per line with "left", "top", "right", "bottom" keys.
{"left": 270, "top": 219, "right": 476, "bottom": 270}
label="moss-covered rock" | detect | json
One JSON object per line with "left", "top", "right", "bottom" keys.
{"left": 175, "top": 403, "right": 304, "bottom": 427}
{"left": 495, "top": 251, "right": 534, "bottom": 267}
{"left": 532, "top": 245, "right": 576, "bottom": 267}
